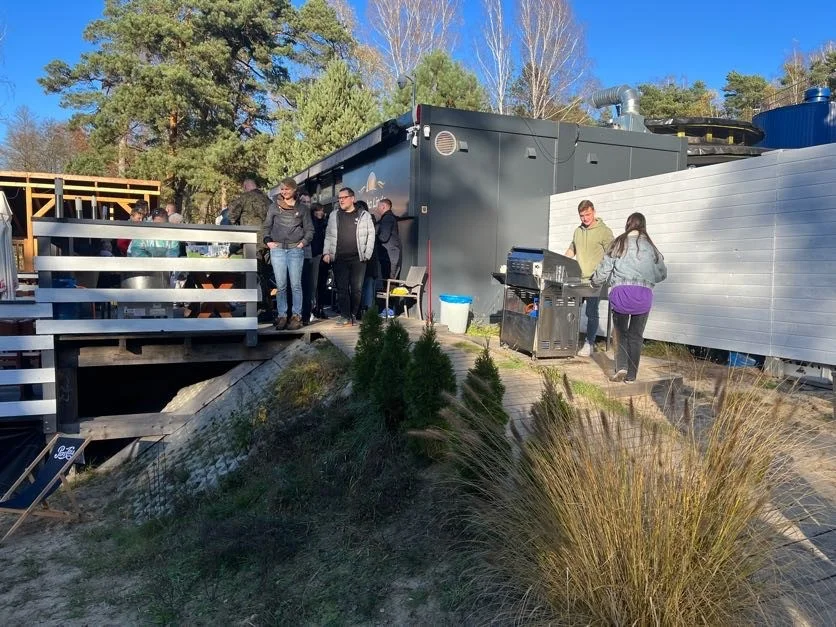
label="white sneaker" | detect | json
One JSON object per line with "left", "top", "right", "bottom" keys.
{"left": 610, "top": 369, "right": 627, "bottom": 382}
{"left": 577, "top": 342, "right": 593, "bottom": 357}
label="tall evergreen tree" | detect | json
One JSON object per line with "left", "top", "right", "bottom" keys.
{"left": 809, "top": 46, "right": 836, "bottom": 91}
{"left": 638, "top": 80, "right": 716, "bottom": 118}
{"left": 267, "top": 59, "right": 381, "bottom": 178}
{"left": 289, "top": 0, "right": 356, "bottom": 72}
{"left": 722, "top": 72, "right": 773, "bottom": 120}
{"left": 39, "top": 0, "right": 294, "bottom": 206}
{"left": 383, "top": 51, "right": 487, "bottom": 118}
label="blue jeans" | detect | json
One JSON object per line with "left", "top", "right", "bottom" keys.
{"left": 270, "top": 247, "right": 305, "bottom": 317}
{"left": 584, "top": 296, "right": 600, "bottom": 345}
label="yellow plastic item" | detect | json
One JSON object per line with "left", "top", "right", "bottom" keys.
{"left": 390, "top": 287, "right": 409, "bottom": 296}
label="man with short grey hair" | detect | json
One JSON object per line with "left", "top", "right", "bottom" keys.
{"left": 165, "top": 201, "right": 183, "bottom": 224}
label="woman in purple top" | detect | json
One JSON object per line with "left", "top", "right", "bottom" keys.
{"left": 591, "top": 212, "right": 667, "bottom": 382}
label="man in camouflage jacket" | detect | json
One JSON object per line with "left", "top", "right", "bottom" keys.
{"left": 228, "top": 179, "right": 274, "bottom": 321}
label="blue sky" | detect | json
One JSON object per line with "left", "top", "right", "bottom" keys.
{"left": 1, "top": 0, "right": 835, "bottom": 139}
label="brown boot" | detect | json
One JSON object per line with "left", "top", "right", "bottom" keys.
{"left": 286, "top": 315, "right": 302, "bottom": 331}
{"left": 275, "top": 316, "right": 287, "bottom": 331}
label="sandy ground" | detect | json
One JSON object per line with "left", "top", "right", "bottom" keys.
{"left": 0, "top": 472, "right": 141, "bottom": 625}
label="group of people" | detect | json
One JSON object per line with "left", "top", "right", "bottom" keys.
{"left": 112, "top": 186, "right": 663, "bottom": 381}
{"left": 113, "top": 200, "right": 184, "bottom": 258}
{"left": 228, "top": 177, "right": 402, "bottom": 330}
{"left": 565, "top": 199, "right": 667, "bottom": 382}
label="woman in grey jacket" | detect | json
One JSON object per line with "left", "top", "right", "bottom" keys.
{"left": 591, "top": 212, "right": 667, "bottom": 382}
{"left": 263, "top": 178, "right": 313, "bottom": 330}
{"left": 322, "top": 187, "right": 376, "bottom": 325}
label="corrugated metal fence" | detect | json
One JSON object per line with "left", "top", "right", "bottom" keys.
{"left": 549, "top": 143, "right": 836, "bottom": 366}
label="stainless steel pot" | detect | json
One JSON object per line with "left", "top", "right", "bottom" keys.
{"left": 120, "top": 272, "right": 168, "bottom": 290}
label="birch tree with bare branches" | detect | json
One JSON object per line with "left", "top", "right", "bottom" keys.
{"left": 367, "top": 0, "right": 461, "bottom": 79}
{"left": 475, "top": 0, "right": 512, "bottom": 114}
{"left": 516, "top": 0, "right": 588, "bottom": 120}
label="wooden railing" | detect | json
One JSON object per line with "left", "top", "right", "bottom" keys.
{"left": 0, "top": 302, "right": 57, "bottom": 433}
{"left": 32, "top": 218, "right": 260, "bottom": 345}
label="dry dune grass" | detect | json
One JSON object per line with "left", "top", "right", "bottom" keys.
{"left": 439, "top": 370, "right": 818, "bottom": 625}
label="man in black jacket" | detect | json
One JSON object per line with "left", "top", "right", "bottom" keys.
{"left": 376, "top": 198, "right": 401, "bottom": 280}
{"left": 309, "top": 203, "right": 328, "bottom": 318}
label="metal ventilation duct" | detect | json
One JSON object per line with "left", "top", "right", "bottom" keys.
{"left": 590, "top": 84, "right": 647, "bottom": 132}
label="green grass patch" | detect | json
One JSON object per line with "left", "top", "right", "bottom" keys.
{"left": 496, "top": 355, "right": 528, "bottom": 370}
{"left": 570, "top": 380, "right": 628, "bottom": 415}
{"left": 77, "top": 349, "right": 472, "bottom": 624}
{"left": 643, "top": 340, "right": 692, "bottom": 361}
{"left": 273, "top": 343, "right": 349, "bottom": 411}
{"left": 454, "top": 340, "right": 482, "bottom": 354}
{"left": 466, "top": 321, "right": 500, "bottom": 338}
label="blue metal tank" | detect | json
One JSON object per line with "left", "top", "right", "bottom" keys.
{"left": 754, "top": 87, "right": 836, "bottom": 149}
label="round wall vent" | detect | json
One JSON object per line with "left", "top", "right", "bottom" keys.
{"left": 434, "top": 131, "right": 457, "bottom": 156}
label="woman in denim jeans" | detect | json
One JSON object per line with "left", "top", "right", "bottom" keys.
{"left": 263, "top": 178, "right": 313, "bottom": 330}
{"left": 591, "top": 212, "right": 667, "bottom": 382}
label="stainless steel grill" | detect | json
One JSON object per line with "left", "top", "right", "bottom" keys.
{"left": 498, "top": 247, "right": 604, "bottom": 359}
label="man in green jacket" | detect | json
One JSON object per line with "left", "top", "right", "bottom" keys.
{"left": 565, "top": 199, "right": 613, "bottom": 356}
{"left": 228, "top": 178, "right": 273, "bottom": 321}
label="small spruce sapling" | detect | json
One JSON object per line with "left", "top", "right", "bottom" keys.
{"left": 462, "top": 342, "right": 508, "bottom": 428}
{"left": 352, "top": 306, "right": 384, "bottom": 394}
{"left": 372, "top": 319, "right": 412, "bottom": 431}
{"left": 404, "top": 324, "right": 457, "bottom": 442}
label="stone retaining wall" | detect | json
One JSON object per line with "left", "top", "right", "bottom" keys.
{"left": 122, "top": 340, "right": 321, "bottom": 520}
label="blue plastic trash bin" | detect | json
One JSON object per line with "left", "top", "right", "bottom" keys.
{"left": 439, "top": 294, "right": 473, "bottom": 334}
{"left": 728, "top": 351, "right": 757, "bottom": 368}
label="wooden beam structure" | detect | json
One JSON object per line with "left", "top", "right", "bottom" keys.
{"left": 63, "top": 413, "right": 190, "bottom": 440}
{"left": 1, "top": 170, "right": 161, "bottom": 272}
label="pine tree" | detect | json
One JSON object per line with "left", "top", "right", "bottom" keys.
{"left": 38, "top": 0, "right": 359, "bottom": 204}
{"left": 383, "top": 51, "right": 488, "bottom": 118}
{"left": 722, "top": 72, "right": 774, "bottom": 120}
{"left": 40, "top": 0, "right": 294, "bottom": 203}
{"left": 404, "top": 324, "right": 457, "bottom": 433}
{"left": 353, "top": 306, "right": 384, "bottom": 395}
{"left": 372, "top": 320, "right": 411, "bottom": 432}
{"left": 637, "top": 79, "right": 717, "bottom": 118}
{"left": 462, "top": 343, "right": 507, "bottom": 428}
{"left": 267, "top": 59, "right": 382, "bottom": 179}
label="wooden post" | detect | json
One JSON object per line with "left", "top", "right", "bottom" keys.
{"left": 25, "top": 184, "right": 34, "bottom": 272}
{"left": 37, "top": 235, "right": 58, "bottom": 433}
{"left": 56, "top": 346, "right": 79, "bottom": 428}
{"left": 37, "top": 236, "right": 53, "bottom": 289}
{"left": 244, "top": 242, "right": 258, "bottom": 347}
{"left": 40, "top": 347, "right": 57, "bottom": 435}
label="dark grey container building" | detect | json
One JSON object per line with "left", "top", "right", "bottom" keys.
{"left": 293, "top": 106, "right": 686, "bottom": 319}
